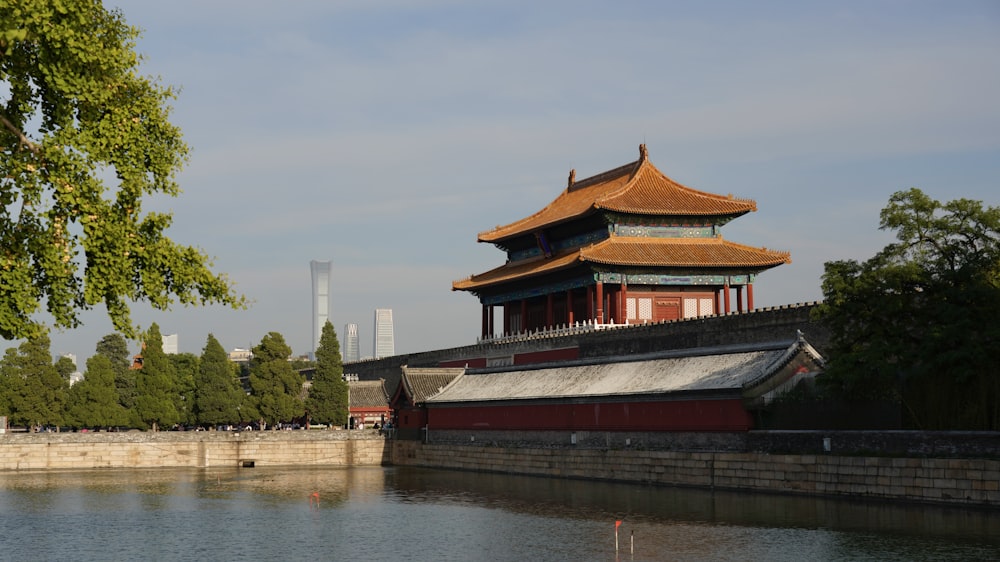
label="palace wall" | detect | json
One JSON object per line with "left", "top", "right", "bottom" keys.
{"left": 345, "top": 302, "right": 829, "bottom": 392}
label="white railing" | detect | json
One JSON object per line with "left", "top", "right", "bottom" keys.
{"left": 477, "top": 318, "right": 631, "bottom": 345}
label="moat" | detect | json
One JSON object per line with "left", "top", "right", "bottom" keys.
{"left": 2, "top": 466, "right": 998, "bottom": 561}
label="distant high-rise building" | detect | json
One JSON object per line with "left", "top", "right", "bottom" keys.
{"left": 162, "top": 334, "right": 179, "bottom": 355}
{"left": 373, "top": 308, "right": 394, "bottom": 359}
{"left": 310, "top": 260, "right": 333, "bottom": 358}
{"left": 344, "top": 323, "right": 360, "bottom": 363}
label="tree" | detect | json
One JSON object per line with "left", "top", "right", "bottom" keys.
{"left": 169, "top": 352, "right": 199, "bottom": 426}
{"left": 95, "top": 333, "right": 136, "bottom": 410}
{"left": 3, "top": 334, "right": 67, "bottom": 430}
{"left": 193, "top": 334, "right": 245, "bottom": 427}
{"left": 0, "top": 1, "right": 244, "bottom": 342}
{"left": 133, "top": 323, "right": 178, "bottom": 430}
{"left": 306, "top": 321, "right": 349, "bottom": 427}
{"left": 65, "top": 354, "right": 127, "bottom": 429}
{"left": 249, "top": 332, "right": 304, "bottom": 427}
{"left": 814, "top": 188, "right": 1000, "bottom": 429}
{"left": 54, "top": 355, "right": 76, "bottom": 383}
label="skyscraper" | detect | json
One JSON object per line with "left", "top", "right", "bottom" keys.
{"left": 343, "top": 323, "right": 360, "bottom": 363}
{"left": 310, "top": 260, "right": 333, "bottom": 358}
{"left": 373, "top": 308, "right": 394, "bottom": 359}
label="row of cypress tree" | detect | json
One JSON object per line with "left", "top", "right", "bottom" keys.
{"left": 0, "top": 321, "right": 349, "bottom": 431}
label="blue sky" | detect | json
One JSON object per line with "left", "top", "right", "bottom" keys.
{"left": 32, "top": 1, "right": 1000, "bottom": 364}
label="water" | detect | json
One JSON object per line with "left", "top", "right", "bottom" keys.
{"left": 0, "top": 466, "right": 998, "bottom": 561}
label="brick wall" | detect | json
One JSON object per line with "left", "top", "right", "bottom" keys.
{"left": 0, "top": 430, "right": 389, "bottom": 470}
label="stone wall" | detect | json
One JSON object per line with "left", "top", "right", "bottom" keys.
{"left": 0, "top": 430, "right": 389, "bottom": 470}
{"left": 390, "top": 440, "right": 1000, "bottom": 508}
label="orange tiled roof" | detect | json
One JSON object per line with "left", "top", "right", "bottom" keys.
{"left": 479, "top": 145, "right": 756, "bottom": 244}
{"left": 453, "top": 236, "right": 790, "bottom": 292}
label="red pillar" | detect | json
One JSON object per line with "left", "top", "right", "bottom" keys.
{"left": 595, "top": 281, "right": 604, "bottom": 323}
{"left": 487, "top": 305, "right": 494, "bottom": 337}
{"left": 736, "top": 285, "right": 744, "bottom": 312}
{"left": 714, "top": 288, "right": 721, "bottom": 315}
{"left": 723, "top": 283, "right": 731, "bottom": 313}
{"left": 503, "top": 303, "right": 510, "bottom": 335}
{"left": 566, "top": 290, "right": 574, "bottom": 325}
{"left": 747, "top": 283, "right": 755, "bottom": 311}
{"left": 620, "top": 283, "right": 628, "bottom": 323}
{"left": 520, "top": 300, "right": 528, "bottom": 332}
{"left": 481, "top": 305, "right": 489, "bottom": 338}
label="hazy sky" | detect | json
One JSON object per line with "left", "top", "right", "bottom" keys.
{"left": 28, "top": 1, "right": 1000, "bottom": 365}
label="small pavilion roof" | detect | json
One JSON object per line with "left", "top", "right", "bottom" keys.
{"left": 453, "top": 236, "right": 791, "bottom": 292}
{"left": 425, "top": 336, "right": 824, "bottom": 405}
{"left": 400, "top": 366, "right": 465, "bottom": 404}
{"left": 348, "top": 379, "right": 389, "bottom": 408}
{"left": 478, "top": 144, "right": 756, "bottom": 244}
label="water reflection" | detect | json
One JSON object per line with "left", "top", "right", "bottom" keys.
{"left": 0, "top": 466, "right": 997, "bottom": 561}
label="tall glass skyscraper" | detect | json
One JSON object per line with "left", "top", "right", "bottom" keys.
{"left": 373, "top": 308, "right": 394, "bottom": 359}
{"left": 343, "top": 323, "right": 360, "bottom": 363}
{"left": 310, "top": 260, "right": 332, "bottom": 358}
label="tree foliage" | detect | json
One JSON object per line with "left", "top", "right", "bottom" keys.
{"left": 306, "top": 321, "right": 349, "bottom": 427}
{"left": 65, "top": 354, "right": 127, "bottom": 429}
{"left": 95, "top": 333, "right": 136, "bottom": 410}
{"left": 814, "top": 189, "right": 1000, "bottom": 429}
{"left": 0, "top": 334, "right": 66, "bottom": 429}
{"left": 194, "top": 333, "right": 245, "bottom": 427}
{"left": 133, "top": 323, "right": 178, "bottom": 430}
{"left": 0, "top": 0, "right": 244, "bottom": 341}
{"left": 249, "top": 332, "right": 304, "bottom": 427}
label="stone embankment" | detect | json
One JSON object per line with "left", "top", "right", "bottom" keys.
{"left": 0, "top": 430, "right": 389, "bottom": 470}
{"left": 3, "top": 429, "right": 997, "bottom": 508}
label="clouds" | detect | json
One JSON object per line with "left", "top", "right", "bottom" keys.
{"left": 32, "top": 1, "right": 1000, "bottom": 364}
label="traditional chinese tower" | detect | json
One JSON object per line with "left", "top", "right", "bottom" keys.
{"left": 453, "top": 145, "right": 791, "bottom": 339}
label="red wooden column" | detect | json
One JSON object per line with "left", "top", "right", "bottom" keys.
{"left": 747, "top": 283, "right": 755, "bottom": 310}
{"left": 487, "top": 305, "right": 494, "bottom": 337}
{"left": 566, "top": 290, "right": 574, "bottom": 325}
{"left": 481, "top": 304, "right": 489, "bottom": 338}
{"left": 620, "top": 282, "right": 628, "bottom": 323}
{"left": 595, "top": 281, "right": 604, "bottom": 323}
{"left": 714, "top": 288, "right": 721, "bottom": 315}
{"left": 736, "top": 285, "right": 744, "bottom": 312}
{"left": 723, "top": 282, "right": 731, "bottom": 313}
{"left": 520, "top": 300, "right": 528, "bottom": 332}
{"left": 503, "top": 303, "right": 510, "bottom": 335}
{"left": 545, "top": 294, "right": 554, "bottom": 328}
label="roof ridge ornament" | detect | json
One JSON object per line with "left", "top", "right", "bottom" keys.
{"left": 568, "top": 169, "right": 576, "bottom": 188}
{"left": 639, "top": 143, "right": 648, "bottom": 161}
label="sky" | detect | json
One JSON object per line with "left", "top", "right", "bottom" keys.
{"left": 23, "top": 1, "right": 1000, "bottom": 366}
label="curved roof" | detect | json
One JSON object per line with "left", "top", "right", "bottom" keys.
{"left": 425, "top": 338, "right": 824, "bottom": 404}
{"left": 452, "top": 236, "right": 790, "bottom": 292}
{"left": 478, "top": 145, "right": 756, "bottom": 244}
{"left": 348, "top": 379, "right": 388, "bottom": 408}
{"left": 400, "top": 366, "right": 465, "bottom": 404}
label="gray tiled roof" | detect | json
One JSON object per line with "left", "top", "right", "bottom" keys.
{"left": 400, "top": 366, "right": 465, "bottom": 404}
{"left": 426, "top": 338, "right": 823, "bottom": 404}
{"left": 348, "top": 379, "right": 389, "bottom": 408}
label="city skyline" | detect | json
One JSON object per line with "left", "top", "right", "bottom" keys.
{"left": 373, "top": 309, "right": 395, "bottom": 360}
{"left": 22, "top": 1, "right": 999, "bottom": 367}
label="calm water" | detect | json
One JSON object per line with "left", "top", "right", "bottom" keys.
{"left": 0, "top": 466, "right": 998, "bottom": 561}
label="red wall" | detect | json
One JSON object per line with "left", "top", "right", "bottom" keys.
{"left": 427, "top": 399, "right": 753, "bottom": 432}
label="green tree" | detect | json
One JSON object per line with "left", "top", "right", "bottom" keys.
{"left": 4, "top": 334, "right": 67, "bottom": 430}
{"left": 65, "top": 354, "right": 127, "bottom": 429}
{"left": 0, "top": 348, "right": 25, "bottom": 424}
{"left": 54, "top": 355, "right": 76, "bottom": 383}
{"left": 249, "top": 332, "right": 303, "bottom": 428}
{"left": 194, "top": 334, "right": 245, "bottom": 427}
{"left": 814, "top": 188, "right": 1000, "bottom": 429}
{"left": 0, "top": 1, "right": 244, "bottom": 342}
{"left": 306, "top": 321, "right": 349, "bottom": 427}
{"left": 169, "top": 352, "right": 199, "bottom": 426}
{"left": 133, "top": 323, "right": 178, "bottom": 430}
{"left": 95, "top": 333, "right": 136, "bottom": 410}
